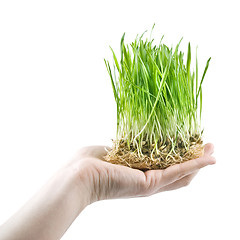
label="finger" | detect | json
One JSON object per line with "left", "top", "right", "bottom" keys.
{"left": 78, "top": 145, "right": 111, "bottom": 160}
{"left": 204, "top": 143, "right": 214, "bottom": 156}
{"left": 156, "top": 154, "right": 216, "bottom": 188}
{"left": 157, "top": 171, "right": 198, "bottom": 193}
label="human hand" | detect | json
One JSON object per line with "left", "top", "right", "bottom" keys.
{"left": 70, "top": 143, "right": 215, "bottom": 203}
{"left": 0, "top": 143, "right": 215, "bottom": 240}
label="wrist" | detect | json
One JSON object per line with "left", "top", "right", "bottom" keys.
{"left": 65, "top": 159, "right": 95, "bottom": 207}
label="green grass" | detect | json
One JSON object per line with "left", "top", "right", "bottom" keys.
{"left": 105, "top": 29, "right": 211, "bottom": 157}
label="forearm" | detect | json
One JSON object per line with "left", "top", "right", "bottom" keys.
{"left": 0, "top": 165, "right": 91, "bottom": 240}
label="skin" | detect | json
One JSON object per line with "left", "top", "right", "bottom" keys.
{"left": 0, "top": 143, "right": 215, "bottom": 240}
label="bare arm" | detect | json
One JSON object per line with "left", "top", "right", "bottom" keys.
{"left": 0, "top": 144, "right": 215, "bottom": 240}
{"left": 0, "top": 165, "right": 91, "bottom": 240}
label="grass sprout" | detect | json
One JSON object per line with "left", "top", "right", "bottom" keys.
{"left": 104, "top": 28, "right": 211, "bottom": 170}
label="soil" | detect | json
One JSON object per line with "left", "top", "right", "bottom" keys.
{"left": 104, "top": 135, "right": 204, "bottom": 170}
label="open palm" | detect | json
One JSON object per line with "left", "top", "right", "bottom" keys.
{"left": 71, "top": 143, "right": 215, "bottom": 203}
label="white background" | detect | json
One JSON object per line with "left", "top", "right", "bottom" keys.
{"left": 0, "top": 0, "right": 239, "bottom": 239}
